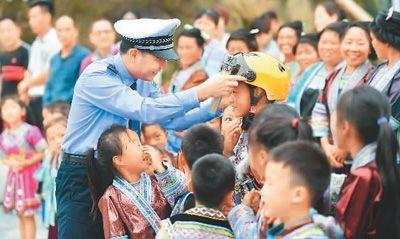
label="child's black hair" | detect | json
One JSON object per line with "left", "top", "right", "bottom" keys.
{"left": 87, "top": 125, "right": 128, "bottom": 221}
{"left": 140, "top": 123, "right": 165, "bottom": 133}
{"left": 181, "top": 124, "right": 223, "bottom": 169}
{"left": 336, "top": 85, "right": 400, "bottom": 237}
{"left": 249, "top": 104, "right": 313, "bottom": 150}
{"left": 44, "top": 100, "right": 70, "bottom": 117}
{"left": 195, "top": 8, "right": 219, "bottom": 25}
{"left": 178, "top": 27, "right": 205, "bottom": 49}
{"left": 191, "top": 153, "right": 235, "bottom": 208}
{"left": 270, "top": 141, "right": 331, "bottom": 206}
{"left": 1, "top": 94, "right": 26, "bottom": 110}
{"left": 227, "top": 28, "right": 258, "bottom": 52}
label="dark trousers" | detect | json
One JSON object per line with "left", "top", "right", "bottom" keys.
{"left": 56, "top": 158, "right": 104, "bottom": 239}
{"left": 26, "top": 96, "right": 44, "bottom": 131}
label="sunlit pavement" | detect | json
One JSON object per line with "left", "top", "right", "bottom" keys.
{"left": 0, "top": 205, "right": 47, "bottom": 239}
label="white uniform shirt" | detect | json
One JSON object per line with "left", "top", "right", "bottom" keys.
{"left": 28, "top": 28, "right": 61, "bottom": 96}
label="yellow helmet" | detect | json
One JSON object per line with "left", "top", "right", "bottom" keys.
{"left": 221, "top": 52, "right": 290, "bottom": 101}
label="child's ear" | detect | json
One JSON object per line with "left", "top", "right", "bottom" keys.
{"left": 112, "top": 155, "right": 124, "bottom": 167}
{"left": 291, "top": 186, "right": 308, "bottom": 205}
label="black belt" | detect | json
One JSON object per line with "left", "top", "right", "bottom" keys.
{"left": 62, "top": 153, "right": 87, "bottom": 165}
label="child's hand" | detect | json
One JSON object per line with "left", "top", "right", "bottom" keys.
{"left": 220, "top": 198, "right": 235, "bottom": 216}
{"left": 222, "top": 122, "right": 241, "bottom": 157}
{"left": 242, "top": 189, "right": 260, "bottom": 212}
{"left": 143, "top": 145, "right": 165, "bottom": 173}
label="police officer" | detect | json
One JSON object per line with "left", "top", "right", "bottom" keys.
{"left": 56, "top": 18, "right": 244, "bottom": 238}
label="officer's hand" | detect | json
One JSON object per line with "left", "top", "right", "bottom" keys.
{"left": 196, "top": 74, "right": 246, "bottom": 101}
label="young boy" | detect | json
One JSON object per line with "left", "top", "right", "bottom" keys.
{"left": 157, "top": 153, "right": 235, "bottom": 239}
{"left": 42, "top": 100, "right": 70, "bottom": 128}
{"left": 141, "top": 123, "right": 169, "bottom": 148}
{"left": 228, "top": 141, "right": 343, "bottom": 239}
{"left": 172, "top": 124, "right": 223, "bottom": 216}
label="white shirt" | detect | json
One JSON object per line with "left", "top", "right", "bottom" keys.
{"left": 28, "top": 28, "right": 61, "bottom": 96}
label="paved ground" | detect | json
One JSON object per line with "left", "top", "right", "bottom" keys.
{"left": 0, "top": 205, "right": 47, "bottom": 239}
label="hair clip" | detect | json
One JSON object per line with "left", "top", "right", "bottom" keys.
{"left": 386, "top": 7, "right": 394, "bottom": 21}
{"left": 377, "top": 117, "right": 388, "bottom": 126}
{"left": 291, "top": 118, "right": 299, "bottom": 129}
{"left": 249, "top": 28, "right": 260, "bottom": 34}
{"left": 184, "top": 24, "right": 194, "bottom": 30}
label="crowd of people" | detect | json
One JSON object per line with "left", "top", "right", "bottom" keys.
{"left": 0, "top": 0, "right": 400, "bottom": 239}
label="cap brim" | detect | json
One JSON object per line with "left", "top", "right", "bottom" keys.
{"left": 149, "top": 48, "right": 179, "bottom": 61}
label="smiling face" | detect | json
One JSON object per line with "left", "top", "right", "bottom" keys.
{"left": 277, "top": 27, "right": 298, "bottom": 58}
{"left": 295, "top": 43, "right": 320, "bottom": 72}
{"left": 89, "top": 20, "right": 116, "bottom": 52}
{"left": 1, "top": 99, "right": 25, "bottom": 125}
{"left": 117, "top": 130, "right": 149, "bottom": 175}
{"left": 194, "top": 15, "right": 218, "bottom": 39}
{"left": 318, "top": 30, "right": 342, "bottom": 68}
{"left": 341, "top": 27, "right": 371, "bottom": 69}
{"left": 126, "top": 49, "right": 167, "bottom": 81}
{"left": 177, "top": 35, "right": 203, "bottom": 69}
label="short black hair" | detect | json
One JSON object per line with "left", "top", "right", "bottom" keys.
{"left": 1, "top": 94, "right": 26, "bottom": 110}
{"left": 141, "top": 123, "right": 165, "bottom": 133}
{"left": 261, "top": 11, "right": 278, "bottom": 20}
{"left": 319, "top": 21, "right": 348, "bottom": 39}
{"left": 195, "top": 8, "right": 219, "bottom": 26}
{"left": 44, "top": 100, "right": 70, "bottom": 117}
{"left": 181, "top": 124, "right": 223, "bottom": 169}
{"left": 178, "top": 27, "right": 205, "bottom": 49}
{"left": 278, "top": 21, "right": 303, "bottom": 39}
{"left": 29, "top": 0, "right": 55, "bottom": 16}
{"left": 270, "top": 141, "right": 331, "bottom": 206}
{"left": 192, "top": 153, "right": 235, "bottom": 208}
{"left": 227, "top": 28, "right": 258, "bottom": 52}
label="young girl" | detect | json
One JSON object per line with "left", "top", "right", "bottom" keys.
{"left": 0, "top": 95, "right": 47, "bottom": 239}
{"left": 224, "top": 52, "right": 290, "bottom": 204}
{"left": 35, "top": 116, "right": 67, "bottom": 239}
{"left": 227, "top": 104, "right": 314, "bottom": 239}
{"left": 331, "top": 85, "right": 400, "bottom": 238}
{"left": 312, "top": 22, "right": 375, "bottom": 169}
{"left": 87, "top": 125, "right": 187, "bottom": 239}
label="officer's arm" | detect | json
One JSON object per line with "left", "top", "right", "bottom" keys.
{"left": 161, "top": 99, "right": 219, "bottom": 131}
{"left": 77, "top": 73, "right": 201, "bottom": 124}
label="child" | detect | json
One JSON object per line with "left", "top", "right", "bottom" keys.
{"left": 42, "top": 100, "right": 70, "bottom": 128}
{"left": 172, "top": 124, "right": 223, "bottom": 216}
{"left": 226, "top": 28, "right": 258, "bottom": 55}
{"left": 261, "top": 141, "right": 341, "bottom": 238}
{"left": 221, "top": 106, "right": 242, "bottom": 157}
{"left": 86, "top": 125, "right": 187, "bottom": 239}
{"left": 230, "top": 141, "right": 342, "bottom": 239}
{"left": 34, "top": 116, "right": 67, "bottom": 239}
{"left": 233, "top": 104, "right": 313, "bottom": 205}
{"left": 331, "top": 85, "right": 400, "bottom": 238}
{"left": 141, "top": 123, "right": 178, "bottom": 156}
{"left": 158, "top": 154, "right": 235, "bottom": 238}
{"left": 0, "top": 95, "right": 47, "bottom": 239}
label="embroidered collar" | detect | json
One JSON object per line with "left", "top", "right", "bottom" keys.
{"left": 185, "top": 206, "right": 227, "bottom": 221}
{"left": 351, "top": 143, "right": 377, "bottom": 170}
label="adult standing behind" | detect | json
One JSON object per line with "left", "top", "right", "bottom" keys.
{"left": 194, "top": 8, "right": 226, "bottom": 76}
{"left": 57, "top": 18, "right": 244, "bottom": 239}
{"left": 368, "top": 8, "right": 400, "bottom": 141}
{"left": 19, "top": 0, "right": 61, "bottom": 129}
{"left": 314, "top": 1, "right": 346, "bottom": 32}
{"left": 0, "top": 17, "right": 29, "bottom": 98}
{"left": 287, "top": 22, "right": 346, "bottom": 118}
{"left": 80, "top": 19, "right": 117, "bottom": 73}
{"left": 213, "top": 6, "right": 230, "bottom": 47}
{"left": 43, "top": 16, "right": 90, "bottom": 106}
